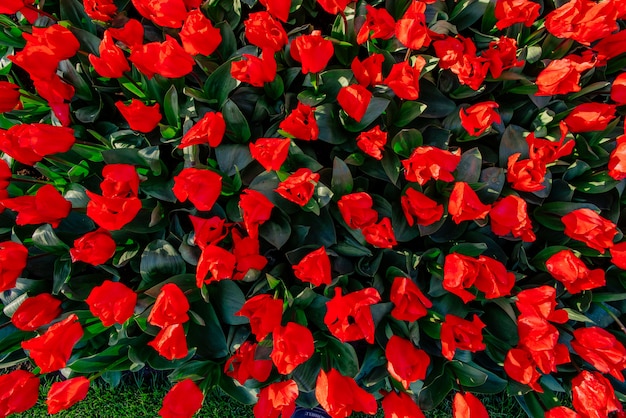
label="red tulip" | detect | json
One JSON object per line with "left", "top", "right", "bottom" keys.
{"left": 148, "top": 283, "right": 190, "bottom": 328}
{"left": 270, "top": 322, "right": 315, "bottom": 374}
{"left": 292, "top": 246, "right": 332, "bottom": 287}
{"left": 46, "top": 377, "right": 90, "bottom": 414}
{"left": 159, "top": 379, "right": 203, "bottom": 418}
{"left": 11, "top": 293, "right": 62, "bottom": 331}
{"left": 86, "top": 280, "right": 137, "bottom": 327}
{"left": 21, "top": 314, "right": 83, "bottom": 373}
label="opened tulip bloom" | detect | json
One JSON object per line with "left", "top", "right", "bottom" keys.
{"left": 46, "top": 377, "right": 90, "bottom": 415}
{"left": 159, "top": 379, "right": 203, "bottom": 418}
{"left": 21, "top": 314, "right": 83, "bottom": 373}
{"left": 324, "top": 287, "right": 381, "bottom": 344}
{"left": 236, "top": 294, "right": 283, "bottom": 342}
{"left": 11, "top": 293, "right": 62, "bottom": 331}
{"left": 86, "top": 280, "right": 137, "bottom": 327}
{"left": 0, "top": 370, "right": 40, "bottom": 417}
{"left": 224, "top": 341, "right": 272, "bottom": 384}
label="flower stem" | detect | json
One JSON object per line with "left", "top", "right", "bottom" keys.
{"left": 599, "top": 302, "right": 626, "bottom": 335}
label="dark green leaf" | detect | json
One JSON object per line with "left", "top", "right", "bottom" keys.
{"left": 391, "top": 129, "right": 423, "bottom": 158}
{"left": 381, "top": 149, "right": 401, "bottom": 185}
{"left": 331, "top": 157, "right": 353, "bottom": 197}
{"left": 417, "top": 361, "right": 454, "bottom": 410}
{"left": 449, "top": 0, "right": 490, "bottom": 31}
{"left": 264, "top": 75, "right": 284, "bottom": 100}
{"left": 455, "top": 147, "right": 482, "bottom": 183}
{"left": 205, "top": 60, "right": 240, "bottom": 107}
{"left": 139, "top": 240, "right": 186, "bottom": 287}
{"left": 61, "top": 0, "right": 96, "bottom": 33}
{"left": 215, "top": 144, "right": 253, "bottom": 176}
{"left": 210, "top": 280, "right": 248, "bottom": 325}
{"left": 323, "top": 337, "right": 359, "bottom": 378}
{"left": 219, "top": 375, "right": 258, "bottom": 405}
{"left": 316, "top": 104, "right": 349, "bottom": 144}
{"left": 163, "top": 85, "right": 180, "bottom": 128}
{"left": 68, "top": 345, "right": 129, "bottom": 373}
{"left": 259, "top": 210, "right": 292, "bottom": 249}
{"left": 394, "top": 101, "right": 427, "bottom": 127}
{"left": 570, "top": 171, "right": 621, "bottom": 194}
{"left": 499, "top": 124, "right": 528, "bottom": 167}
{"left": 222, "top": 99, "right": 251, "bottom": 143}
{"left": 32, "top": 224, "right": 70, "bottom": 253}
{"left": 216, "top": 21, "right": 237, "bottom": 59}
{"left": 75, "top": 105, "right": 101, "bottom": 123}
{"left": 188, "top": 301, "right": 228, "bottom": 358}
{"left": 53, "top": 257, "right": 72, "bottom": 295}
{"left": 419, "top": 80, "right": 456, "bottom": 118}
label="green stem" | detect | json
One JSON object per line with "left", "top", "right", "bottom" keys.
{"left": 404, "top": 48, "right": 412, "bottom": 62}
{"left": 24, "top": 4, "right": 57, "bottom": 21}
{"left": 88, "top": 357, "right": 128, "bottom": 382}
{"left": 11, "top": 175, "right": 51, "bottom": 185}
{"left": 598, "top": 303, "right": 626, "bottom": 335}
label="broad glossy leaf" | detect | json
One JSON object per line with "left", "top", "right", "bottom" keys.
{"left": 139, "top": 240, "right": 186, "bottom": 287}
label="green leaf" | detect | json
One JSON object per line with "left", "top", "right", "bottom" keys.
{"left": 316, "top": 104, "right": 349, "bottom": 144}
{"left": 59, "top": 60, "right": 93, "bottom": 101}
{"left": 448, "top": 361, "right": 488, "bottom": 387}
{"left": 449, "top": 242, "right": 487, "bottom": 257}
{"left": 168, "top": 359, "right": 216, "bottom": 381}
{"left": 139, "top": 240, "right": 186, "bottom": 287}
{"left": 419, "top": 80, "right": 456, "bottom": 118}
{"left": 394, "top": 101, "right": 427, "bottom": 127}
{"left": 455, "top": 147, "right": 482, "bottom": 183}
{"left": 69, "top": 345, "right": 129, "bottom": 373}
{"left": 317, "top": 69, "right": 354, "bottom": 98}
{"left": 60, "top": 0, "right": 96, "bottom": 33}
{"left": 381, "top": 150, "right": 401, "bottom": 185}
{"left": 591, "top": 293, "right": 626, "bottom": 303}
{"left": 188, "top": 301, "right": 228, "bottom": 358}
{"left": 259, "top": 210, "right": 292, "bottom": 249}
{"left": 219, "top": 376, "right": 258, "bottom": 405}
{"left": 562, "top": 308, "right": 595, "bottom": 323}
{"left": 292, "top": 352, "right": 322, "bottom": 393}
{"left": 67, "top": 160, "right": 90, "bottom": 183}
{"left": 210, "top": 280, "right": 248, "bottom": 325}
{"left": 216, "top": 21, "right": 237, "bottom": 59}
{"left": 264, "top": 75, "right": 284, "bottom": 100}
{"left": 449, "top": 0, "right": 490, "bottom": 30}
{"left": 297, "top": 90, "right": 327, "bottom": 106}
{"left": 295, "top": 207, "right": 337, "bottom": 247}
{"left": 323, "top": 337, "right": 360, "bottom": 378}
{"left": 499, "top": 124, "right": 528, "bottom": 167}
{"left": 205, "top": 60, "right": 240, "bottom": 107}
{"left": 53, "top": 257, "right": 72, "bottom": 295}
{"left": 417, "top": 361, "right": 454, "bottom": 410}
{"left": 477, "top": 167, "right": 505, "bottom": 204}
{"left": 391, "top": 129, "right": 423, "bottom": 158}
{"left": 331, "top": 157, "right": 353, "bottom": 197}
{"left": 222, "top": 99, "right": 251, "bottom": 143}
{"left": 215, "top": 144, "right": 253, "bottom": 176}
{"left": 163, "top": 85, "right": 180, "bottom": 128}
{"left": 75, "top": 105, "right": 101, "bottom": 123}
{"left": 32, "top": 224, "right": 70, "bottom": 253}
{"left": 101, "top": 371, "right": 122, "bottom": 388}
{"left": 570, "top": 171, "right": 621, "bottom": 194}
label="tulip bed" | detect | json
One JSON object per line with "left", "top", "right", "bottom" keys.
{"left": 1, "top": 0, "right": 626, "bottom": 416}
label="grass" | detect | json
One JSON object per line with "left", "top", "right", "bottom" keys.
{"left": 11, "top": 371, "right": 529, "bottom": 418}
